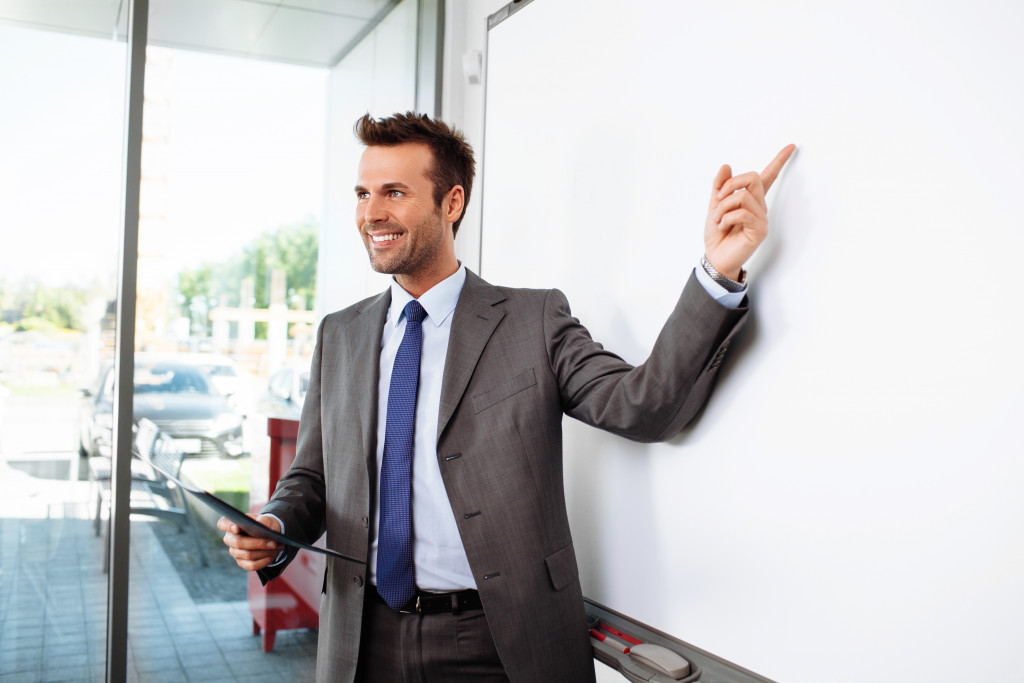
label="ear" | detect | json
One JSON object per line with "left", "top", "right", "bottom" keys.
{"left": 443, "top": 185, "right": 465, "bottom": 225}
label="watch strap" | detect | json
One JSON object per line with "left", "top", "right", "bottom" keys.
{"left": 700, "top": 255, "right": 747, "bottom": 293}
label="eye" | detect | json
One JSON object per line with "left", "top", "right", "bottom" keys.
{"left": 356, "top": 191, "right": 369, "bottom": 200}
{"left": 389, "top": 190, "right": 404, "bottom": 198}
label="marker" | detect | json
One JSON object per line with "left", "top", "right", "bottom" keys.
{"left": 590, "top": 628, "right": 630, "bottom": 654}
{"left": 599, "top": 623, "right": 643, "bottom": 646}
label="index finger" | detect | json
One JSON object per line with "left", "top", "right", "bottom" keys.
{"left": 761, "top": 144, "right": 796, "bottom": 194}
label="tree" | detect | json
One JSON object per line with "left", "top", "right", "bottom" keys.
{"left": 175, "top": 220, "right": 318, "bottom": 337}
{"left": 1, "top": 278, "right": 89, "bottom": 332}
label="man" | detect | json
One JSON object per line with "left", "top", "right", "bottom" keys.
{"left": 221, "top": 112, "right": 794, "bottom": 682}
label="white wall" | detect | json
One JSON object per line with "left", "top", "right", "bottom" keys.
{"left": 440, "top": 0, "right": 508, "bottom": 274}
{"left": 318, "top": 0, "right": 420, "bottom": 316}
{"left": 478, "top": 1, "right": 1024, "bottom": 682}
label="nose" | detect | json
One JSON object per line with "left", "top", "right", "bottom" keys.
{"left": 362, "top": 193, "right": 389, "bottom": 225}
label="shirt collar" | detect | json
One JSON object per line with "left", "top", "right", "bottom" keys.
{"left": 389, "top": 263, "right": 466, "bottom": 329}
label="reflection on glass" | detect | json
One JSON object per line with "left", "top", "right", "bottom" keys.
{"left": 0, "top": 22, "right": 123, "bottom": 682}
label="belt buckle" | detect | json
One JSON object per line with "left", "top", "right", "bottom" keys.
{"left": 415, "top": 595, "right": 422, "bottom": 614}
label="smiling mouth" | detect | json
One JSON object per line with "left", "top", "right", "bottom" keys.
{"left": 370, "top": 233, "right": 401, "bottom": 243}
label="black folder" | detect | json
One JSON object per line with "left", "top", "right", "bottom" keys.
{"left": 140, "top": 454, "right": 364, "bottom": 564}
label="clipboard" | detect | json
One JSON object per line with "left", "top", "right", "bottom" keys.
{"left": 139, "top": 453, "right": 365, "bottom": 564}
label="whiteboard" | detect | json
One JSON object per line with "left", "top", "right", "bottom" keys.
{"left": 479, "top": 2, "right": 1024, "bottom": 681}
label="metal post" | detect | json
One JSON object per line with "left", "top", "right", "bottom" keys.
{"left": 106, "top": 0, "right": 147, "bottom": 679}
{"left": 416, "top": 0, "right": 445, "bottom": 117}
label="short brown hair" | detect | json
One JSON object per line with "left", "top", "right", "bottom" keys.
{"left": 354, "top": 112, "right": 476, "bottom": 236}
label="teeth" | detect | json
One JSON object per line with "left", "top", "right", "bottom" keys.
{"left": 371, "top": 233, "right": 400, "bottom": 243}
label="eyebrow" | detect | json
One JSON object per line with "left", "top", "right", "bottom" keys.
{"left": 353, "top": 182, "right": 413, "bottom": 193}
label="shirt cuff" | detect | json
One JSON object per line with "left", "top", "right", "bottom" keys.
{"left": 262, "top": 513, "right": 288, "bottom": 567}
{"left": 694, "top": 264, "right": 746, "bottom": 309}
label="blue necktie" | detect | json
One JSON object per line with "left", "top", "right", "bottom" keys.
{"left": 377, "top": 300, "right": 427, "bottom": 612}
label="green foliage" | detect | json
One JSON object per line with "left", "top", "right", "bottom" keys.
{"left": 14, "top": 316, "right": 61, "bottom": 333}
{"left": 178, "top": 263, "right": 212, "bottom": 314}
{"left": 1, "top": 279, "right": 89, "bottom": 331}
{"left": 175, "top": 220, "right": 319, "bottom": 335}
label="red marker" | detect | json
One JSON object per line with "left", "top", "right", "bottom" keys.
{"left": 590, "top": 628, "right": 630, "bottom": 654}
{"left": 599, "top": 623, "right": 643, "bottom": 646}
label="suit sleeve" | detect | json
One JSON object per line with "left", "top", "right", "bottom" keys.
{"left": 545, "top": 271, "right": 748, "bottom": 442}
{"left": 257, "top": 316, "right": 330, "bottom": 583}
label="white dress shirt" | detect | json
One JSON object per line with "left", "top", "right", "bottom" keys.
{"left": 370, "top": 264, "right": 473, "bottom": 591}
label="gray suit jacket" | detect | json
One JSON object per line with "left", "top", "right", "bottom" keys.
{"left": 259, "top": 268, "right": 747, "bottom": 682}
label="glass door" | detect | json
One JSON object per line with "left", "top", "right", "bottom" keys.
{"left": 0, "top": 22, "right": 126, "bottom": 682}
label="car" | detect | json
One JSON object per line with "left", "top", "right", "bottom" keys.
{"left": 257, "top": 363, "right": 309, "bottom": 421}
{"left": 79, "top": 353, "right": 246, "bottom": 459}
{"left": 177, "top": 353, "right": 247, "bottom": 404}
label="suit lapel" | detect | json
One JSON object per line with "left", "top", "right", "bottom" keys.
{"left": 437, "top": 270, "right": 506, "bottom": 441}
{"left": 350, "top": 290, "right": 391, "bottom": 474}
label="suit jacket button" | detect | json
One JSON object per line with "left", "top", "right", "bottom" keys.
{"left": 353, "top": 576, "right": 363, "bottom": 587}
{"left": 361, "top": 516, "right": 368, "bottom": 528}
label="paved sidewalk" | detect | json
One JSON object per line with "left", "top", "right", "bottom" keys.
{"left": 0, "top": 454, "right": 318, "bottom": 682}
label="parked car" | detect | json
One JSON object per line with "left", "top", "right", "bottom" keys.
{"left": 178, "top": 353, "right": 246, "bottom": 404}
{"left": 257, "top": 364, "right": 309, "bottom": 421}
{"left": 79, "top": 354, "right": 246, "bottom": 459}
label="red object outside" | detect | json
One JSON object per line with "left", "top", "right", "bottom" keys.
{"left": 248, "top": 417, "right": 324, "bottom": 652}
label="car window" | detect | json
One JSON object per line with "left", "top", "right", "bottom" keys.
{"left": 201, "top": 363, "right": 238, "bottom": 378}
{"left": 135, "top": 365, "right": 211, "bottom": 394}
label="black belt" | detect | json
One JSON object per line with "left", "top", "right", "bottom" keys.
{"left": 372, "top": 588, "right": 482, "bottom": 615}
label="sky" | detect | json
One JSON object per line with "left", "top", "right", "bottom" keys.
{"left": 0, "top": 22, "right": 327, "bottom": 289}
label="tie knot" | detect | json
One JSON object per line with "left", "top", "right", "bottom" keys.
{"left": 404, "top": 300, "right": 427, "bottom": 325}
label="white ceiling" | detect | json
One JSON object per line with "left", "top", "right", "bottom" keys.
{"left": 0, "top": 0, "right": 401, "bottom": 67}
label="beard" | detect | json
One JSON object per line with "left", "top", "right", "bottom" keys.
{"left": 363, "top": 215, "right": 446, "bottom": 278}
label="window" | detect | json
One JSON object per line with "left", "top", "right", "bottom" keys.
{"left": 0, "top": 1, "right": 427, "bottom": 680}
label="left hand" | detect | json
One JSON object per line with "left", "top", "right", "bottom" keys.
{"left": 217, "top": 514, "right": 282, "bottom": 572}
{"left": 704, "top": 144, "right": 796, "bottom": 280}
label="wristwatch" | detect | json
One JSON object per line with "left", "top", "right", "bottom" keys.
{"left": 700, "top": 255, "right": 747, "bottom": 293}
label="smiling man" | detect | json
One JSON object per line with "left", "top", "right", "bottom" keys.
{"left": 355, "top": 138, "right": 462, "bottom": 297}
{"left": 220, "top": 112, "right": 794, "bottom": 682}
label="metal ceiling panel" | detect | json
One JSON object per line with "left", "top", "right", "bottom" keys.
{"left": 0, "top": 0, "right": 403, "bottom": 66}
{"left": 147, "top": 0, "right": 277, "bottom": 59}
{"left": 248, "top": 5, "right": 367, "bottom": 66}
{"left": 0, "top": 0, "right": 121, "bottom": 38}
{"left": 274, "top": 0, "right": 393, "bottom": 20}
